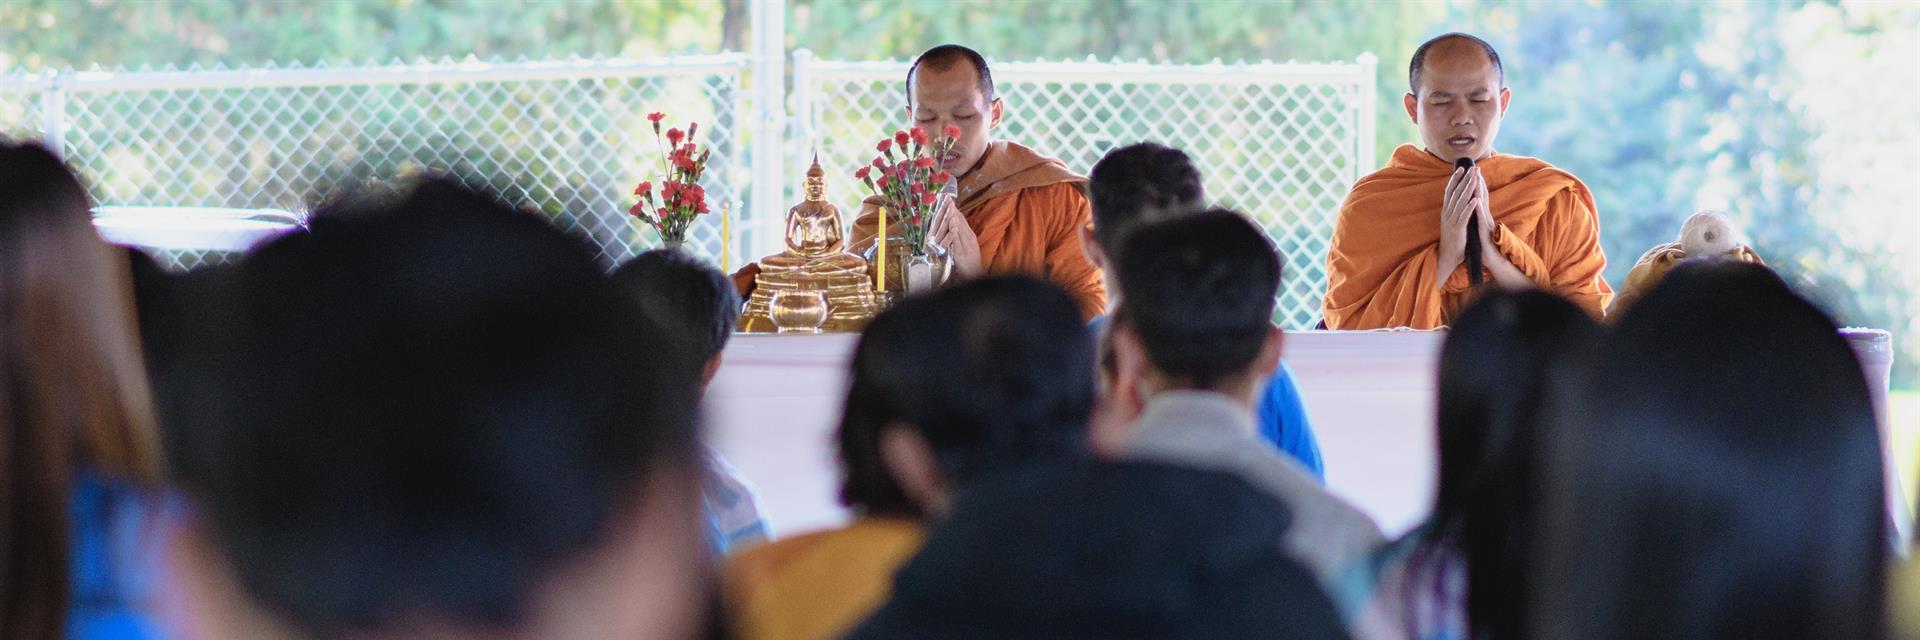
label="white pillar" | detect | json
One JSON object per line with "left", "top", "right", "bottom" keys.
{"left": 748, "top": 0, "right": 787, "bottom": 260}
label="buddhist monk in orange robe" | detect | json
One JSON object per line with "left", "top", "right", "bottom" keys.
{"left": 1323, "top": 33, "right": 1611, "bottom": 329}
{"left": 736, "top": 44, "right": 1105, "bottom": 319}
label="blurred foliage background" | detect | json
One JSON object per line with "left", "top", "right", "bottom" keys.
{"left": 2, "top": 0, "right": 1915, "bottom": 390}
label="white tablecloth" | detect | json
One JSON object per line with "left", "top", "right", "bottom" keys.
{"left": 706, "top": 329, "right": 1902, "bottom": 541}
{"left": 706, "top": 330, "right": 1445, "bottom": 537}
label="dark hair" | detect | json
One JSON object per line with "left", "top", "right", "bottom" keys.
{"left": 0, "top": 143, "right": 160, "bottom": 639}
{"left": 1113, "top": 209, "right": 1279, "bottom": 390}
{"left": 1409, "top": 32, "right": 1505, "bottom": 94}
{"left": 610, "top": 248, "right": 741, "bottom": 364}
{"left": 164, "top": 178, "right": 703, "bottom": 637}
{"left": 1535, "top": 261, "right": 1886, "bottom": 639}
{"left": 1087, "top": 142, "right": 1205, "bottom": 258}
{"left": 907, "top": 43, "right": 996, "bottom": 104}
{"left": 837, "top": 277, "right": 1093, "bottom": 517}
{"left": 1413, "top": 290, "right": 1599, "bottom": 640}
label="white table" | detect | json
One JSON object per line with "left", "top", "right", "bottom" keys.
{"left": 706, "top": 330, "right": 1445, "bottom": 537}
{"left": 706, "top": 329, "right": 1902, "bottom": 541}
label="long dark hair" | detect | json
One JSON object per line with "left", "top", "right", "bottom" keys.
{"left": 1408, "top": 289, "right": 1598, "bottom": 640}
{"left": 0, "top": 143, "right": 160, "bottom": 639}
{"left": 1535, "top": 260, "right": 1886, "bottom": 639}
{"left": 836, "top": 277, "right": 1093, "bottom": 518}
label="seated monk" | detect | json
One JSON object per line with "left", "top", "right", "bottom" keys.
{"left": 1322, "top": 32, "right": 1612, "bottom": 329}
{"left": 849, "top": 44, "right": 1106, "bottom": 318}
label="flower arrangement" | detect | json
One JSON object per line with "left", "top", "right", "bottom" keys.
{"left": 854, "top": 125, "right": 961, "bottom": 256}
{"left": 630, "top": 112, "right": 712, "bottom": 247}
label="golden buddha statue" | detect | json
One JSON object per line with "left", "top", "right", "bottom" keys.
{"left": 738, "top": 157, "right": 883, "bottom": 333}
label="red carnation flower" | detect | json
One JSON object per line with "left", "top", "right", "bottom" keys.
{"left": 854, "top": 166, "right": 871, "bottom": 180}
{"left": 894, "top": 130, "right": 910, "bottom": 147}
{"left": 944, "top": 124, "right": 961, "bottom": 139}
{"left": 933, "top": 171, "right": 953, "bottom": 185}
{"left": 876, "top": 175, "right": 890, "bottom": 189}
{"left": 914, "top": 156, "right": 935, "bottom": 169}
{"left": 911, "top": 182, "right": 927, "bottom": 196}
{"left": 920, "top": 191, "right": 937, "bottom": 206}
{"left": 629, "top": 202, "right": 645, "bottom": 216}
{"left": 667, "top": 128, "right": 684, "bottom": 146}
{"left": 648, "top": 112, "right": 666, "bottom": 123}
{"left": 910, "top": 127, "right": 929, "bottom": 146}
{"left": 687, "top": 122, "right": 698, "bottom": 140}
{"left": 876, "top": 139, "right": 892, "bottom": 153}
{"left": 634, "top": 181, "right": 652, "bottom": 197}
{"left": 871, "top": 157, "right": 886, "bottom": 169}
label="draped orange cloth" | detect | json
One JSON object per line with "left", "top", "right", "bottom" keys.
{"left": 1322, "top": 145, "right": 1612, "bottom": 329}
{"left": 846, "top": 140, "right": 1107, "bottom": 319}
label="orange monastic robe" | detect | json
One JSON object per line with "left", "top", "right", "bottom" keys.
{"left": 848, "top": 140, "right": 1107, "bottom": 319}
{"left": 1322, "top": 145, "right": 1612, "bottom": 329}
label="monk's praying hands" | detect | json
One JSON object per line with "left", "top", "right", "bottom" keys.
{"left": 930, "top": 197, "right": 983, "bottom": 279}
{"left": 1436, "top": 165, "right": 1478, "bottom": 289}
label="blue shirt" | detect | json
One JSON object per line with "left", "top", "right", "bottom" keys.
{"left": 69, "top": 471, "right": 165, "bottom": 640}
{"left": 1088, "top": 315, "right": 1325, "bottom": 481}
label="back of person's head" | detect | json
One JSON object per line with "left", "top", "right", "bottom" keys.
{"left": 0, "top": 142, "right": 159, "bottom": 639}
{"left": 1113, "top": 209, "right": 1279, "bottom": 390}
{"left": 610, "top": 248, "right": 742, "bottom": 370}
{"left": 1535, "top": 260, "right": 1885, "bottom": 640}
{"left": 845, "top": 460, "right": 1346, "bottom": 640}
{"left": 164, "top": 178, "right": 710, "bottom": 639}
{"left": 1423, "top": 290, "right": 1599, "bottom": 640}
{"left": 837, "top": 276, "right": 1094, "bottom": 518}
{"left": 1087, "top": 142, "right": 1205, "bottom": 261}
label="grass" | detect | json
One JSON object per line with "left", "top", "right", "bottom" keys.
{"left": 1893, "top": 391, "right": 1920, "bottom": 519}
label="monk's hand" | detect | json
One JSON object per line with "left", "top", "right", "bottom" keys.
{"left": 931, "top": 199, "right": 983, "bottom": 279}
{"left": 1472, "top": 171, "right": 1502, "bottom": 267}
{"left": 1437, "top": 166, "right": 1478, "bottom": 288}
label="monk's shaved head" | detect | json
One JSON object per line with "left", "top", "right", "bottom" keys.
{"left": 1409, "top": 33, "right": 1504, "bottom": 95}
{"left": 907, "top": 44, "right": 997, "bottom": 104}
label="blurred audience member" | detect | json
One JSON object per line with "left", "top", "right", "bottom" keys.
{"left": 612, "top": 248, "right": 769, "bottom": 554}
{"left": 846, "top": 460, "right": 1348, "bottom": 640}
{"left": 1083, "top": 142, "right": 1326, "bottom": 479}
{"left": 723, "top": 276, "right": 1093, "bottom": 640}
{"left": 160, "top": 179, "right": 714, "bottom": 639}
{"left": 1099, "top": 209, "right": 1382, "bottom": 582}
{"left": 1535, "top": 261, "right": 1886, "bottom": 640}
{"left": 1331, "top": 290, "right": 1599, "bottom": 640}
{"left": 0, "top": 142, "right": 166, "bottom": 640}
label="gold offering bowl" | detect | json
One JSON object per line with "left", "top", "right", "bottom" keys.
{"left": 769, "top": 290, "right": 830, "bottom": 333}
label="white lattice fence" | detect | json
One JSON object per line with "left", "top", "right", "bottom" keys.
{"left": 9, "top": 57, "right": 752, "bottom": 270}
{"left": 0, "top": 74, "right": 45, "bottom": 142}
{"left": 792, "top": 52, "right": 1377, "bottom": 329}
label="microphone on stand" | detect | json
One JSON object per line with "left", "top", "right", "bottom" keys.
{"left": 1455, "top": 156, "right": 1484, "bottom": 288}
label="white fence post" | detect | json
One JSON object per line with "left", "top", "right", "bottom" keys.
{"left": 1355, "top": 52, "right": 1379, "bottom": 179}
{"left": 748, "top": 0, "right": 787, "bottom": 261}
{"left": 40, "top": 70, "right": 67, "bottom": 159}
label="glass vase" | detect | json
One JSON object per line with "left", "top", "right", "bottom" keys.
{"left": 862, "top": 235, "right": 951, "bottom": 297}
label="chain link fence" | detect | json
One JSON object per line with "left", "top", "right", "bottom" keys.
{"left": 792, "top": 52, "right": 1377, "bottom": 329}
{"left": 1, "top": 53, "right": 1374, "bottom": 328}
{"left": 0, "top": 57, "right": 752, "bottom": 270}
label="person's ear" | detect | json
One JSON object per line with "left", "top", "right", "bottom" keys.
{"left": 1090, "top": 323, "right": 1151, "bottom": 457}
{"left": 1403, "top": 92, "right": 1419, "bottom": 124}
{"left": 699, "top": 354, "right": 723, "bottom": 390}
{"left": 1080, "top": 226, "right": 1106, "bottom": 272}
{"left": 989, "top": 97, "right": 1005, "bottom": 129}
{"left": 1497, "top": 87, "right": 1512, "bottom": 116}
{"left": 1254, "top": 325, "right": 1284, "bottom": 378}
{"left": 879, "top": 425, "right": 950, "bottom": 517}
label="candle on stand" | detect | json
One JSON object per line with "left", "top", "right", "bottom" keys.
{"left": 875, "top": 206, "right": 887, "bottom": 293}
{"left": 719, "top": 199, "right": 732, "bottom": 272}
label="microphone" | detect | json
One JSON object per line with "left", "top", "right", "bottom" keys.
{"left": 1455, "top": 156, "right": 1484, "bottom": 288}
